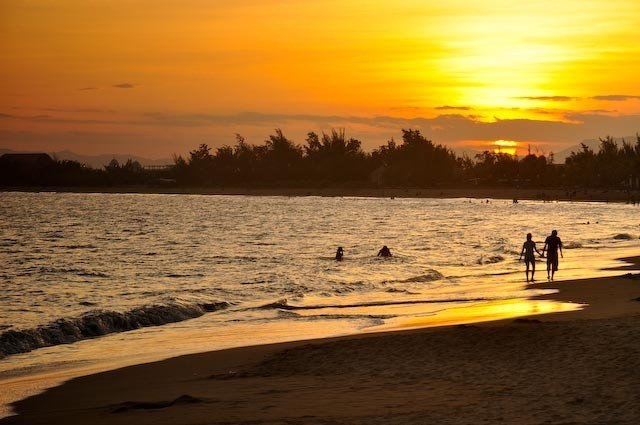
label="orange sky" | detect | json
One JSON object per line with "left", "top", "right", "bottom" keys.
{"left": 1, "top": 0, "right": 640, "bottom": 159}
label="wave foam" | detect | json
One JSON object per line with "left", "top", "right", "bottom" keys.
{"left": 258, "top": 296, "right": 492, "bottom": 311}
{"left": 400, "top": 270, "right": 444, "bottom": 283}
{"left": 476, "top": 255, "right": 505, "bottom": 265}
{"left": 0, "top": 301, "right": 229, "bottom": 358}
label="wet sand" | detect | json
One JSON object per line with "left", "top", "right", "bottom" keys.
{"left": 4, "top": 185, "right": 640, "bottom": 203}
{"left": 3, "top": 258, "right": 640, "bottom": 424}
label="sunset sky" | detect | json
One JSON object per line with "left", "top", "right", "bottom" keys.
{"left": 2, "top": 0, "right": 640, "bottom": 159}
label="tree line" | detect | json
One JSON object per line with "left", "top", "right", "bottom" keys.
{"left": 1, "top": 129, "right": 639, "bottom": 189}
{"left": 172, "top": 129, "right": 640, "bottom": 189}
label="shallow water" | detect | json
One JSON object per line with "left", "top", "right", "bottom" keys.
{"left": 1, "top": 192, "right": 639, "bottom": 416}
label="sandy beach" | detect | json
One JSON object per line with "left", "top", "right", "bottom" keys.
{"left": 3, "top": 258, "right": 640, "bottom": 425}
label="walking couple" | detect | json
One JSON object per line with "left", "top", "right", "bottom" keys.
{"left": 519, "top": 230, "right": 563, "bottom": 282}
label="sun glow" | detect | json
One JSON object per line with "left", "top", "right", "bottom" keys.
{"left": 493, "top": 140, "right": 519, "bottom": 155}
{"left": 2, "top": 0, "right": 640, "bottom": 156}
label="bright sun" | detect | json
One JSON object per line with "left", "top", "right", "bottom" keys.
{"left": 492, "top": 140, "right": 518, "bottom": 156}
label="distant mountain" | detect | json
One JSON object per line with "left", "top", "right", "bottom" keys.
{"left": 0, "top": 148, "right": 173, "bottom": 169}
{"left": 553, "top": 136, "right": 638, "bottom": 164}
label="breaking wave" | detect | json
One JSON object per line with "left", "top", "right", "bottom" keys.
{"left": 476, "top": 255, "right": 505, "bottom": 265}
{"left": 0, "top": 301, "right": 229, "bottom": 358}
{"left": 258, "top": 296, "right": 493, "bottom": 311}
{"left": 399, "top": 270, "right": 444, "bottom": 283}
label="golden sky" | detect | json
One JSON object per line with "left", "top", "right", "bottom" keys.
{"left": 1, "top": 0, "right": 640, "bottom": 158}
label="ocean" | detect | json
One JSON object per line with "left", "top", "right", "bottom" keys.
{"left": 1, "top": 192, "right": 638, "bottom": 415}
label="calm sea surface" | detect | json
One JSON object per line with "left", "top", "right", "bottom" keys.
{"left": 1, "top": 192, "right": 639, "bottom": 415}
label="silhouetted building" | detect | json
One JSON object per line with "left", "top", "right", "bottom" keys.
{"left": 0, "top": 153, "right": 54, "bottom": 169}
{"left": 0, "top": 153, "right": 55, "bottom": 184}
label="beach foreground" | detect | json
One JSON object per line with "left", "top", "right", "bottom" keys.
{"left": 3, "top": 268, "right": 640, "bottom": 425}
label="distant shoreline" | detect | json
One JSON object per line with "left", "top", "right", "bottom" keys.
{"left": 2, "top": 185, "right": 639, "bottom": 202}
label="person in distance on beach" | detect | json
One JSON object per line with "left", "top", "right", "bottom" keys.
{"left": 335, "top": 247, "right": 344, "bottom": 261}
{"left": 519, "top": 233, "right": 542, "bottom": 282}
{"left": 377, "top": 245, "right": 392, "bottom": 257}
{"left": 541, "top": 230, "right": 563, "bottom": 281}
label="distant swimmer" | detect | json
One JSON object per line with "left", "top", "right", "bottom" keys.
{"left": 377, "top": 245, "right": 392, "bottom": 257}
{"left": 519, "top": 233, "right": 542, "bottom": 282}
{"left": 335, "top": 246, "right": 344, "bottom": 261}
{"left": 541, "top": 230, "right": 563, "bottom": 281}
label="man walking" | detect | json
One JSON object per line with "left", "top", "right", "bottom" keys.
{"left": 541, "top": 230, "right": 563, "bottom": 281}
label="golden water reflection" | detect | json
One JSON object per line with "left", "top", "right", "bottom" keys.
{"left": 367, "top": 299, "right": 584, "bottom": 332}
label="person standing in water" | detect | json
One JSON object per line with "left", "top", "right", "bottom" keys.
{"left": 335, "top": 247, "right": 344, "bottom": 261}
{"left": 377, "top": 245, "right": 392, "bottom": 257}
{"left": 541, "top": 230, "right": 563, "bottom": 281}
{"left": 519, "top": 233, "right": 542, "bottom": 282}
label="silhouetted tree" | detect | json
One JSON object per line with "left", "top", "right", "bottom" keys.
{"left": 564, "top": 136, "right": 640, "bottom": 188}
{"left": 372, "top": 129, "right": 459, "bottom": 186}
{"left": 186, "top": 144, "right": 214, "bottom": 184}
{"left": 260, "top": 129, "right": 303, "bottom": 182}
{"left": 304, "top": 129, "right": 369, "bottom": 182}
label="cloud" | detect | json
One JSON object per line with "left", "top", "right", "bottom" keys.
{"left": 79, "top": 87, "right": 97, "bottom": 91}
{"left": 41, "top": 107, "right": 117, "bottom": 114}
{"left": 517, "top": 94, "right": 640, "bottom": 103}
{"left": 0, "top": 112, "right": 106, "bottom": 125}
{"left": 435, "top": 105, "right": 471, "bottom": 111}
{"left": 590, "top": 95, "right": 640, "bottom": 101}
{"left": 516, "top": 96, "right": 577, "bottom": 102}
{"left": 389, "top": 106, "right": 425, "bottom": 111}
{"left": 113, "top": 83, "right": 136, "bottom": 89}
{"left": 586, "top": 109, "right": 617, "bottom": 114}
{"left": 3, "top": 109, "right": 639, "bottom": 156}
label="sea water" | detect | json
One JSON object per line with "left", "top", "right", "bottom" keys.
{"left": 1, "top": 192, "right": 639, "bottom": 415}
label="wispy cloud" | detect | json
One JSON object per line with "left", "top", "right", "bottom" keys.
{"left": 0, "top": 112, "right": 108, "bottom": 125}
{"left": 516, "top": 96, "right": 578, "bottom": 102}
{"left": 435, "top": 105, "right": 472, "bottom": 111}
{"left": 516, "top": 94, "right": 640, "bottom": 103}
{"left": 113, "top": 83, "right": 136, "bottom": 89}
{"left": 590, "top": 95, "right": 640, "bottom": 101}
{"left": 3, "top": 110, "right": 639, "bottom": 155}
{"left": 79, "top": 87, "right": 97, "bottom": 91}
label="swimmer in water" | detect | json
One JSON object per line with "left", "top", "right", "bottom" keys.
{"left": 377, "top": 245, "right": 392, "bottom": 257}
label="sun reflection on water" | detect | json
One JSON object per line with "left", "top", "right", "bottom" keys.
{"left": 367, "top": 298, "right": 584, "bottom": 331}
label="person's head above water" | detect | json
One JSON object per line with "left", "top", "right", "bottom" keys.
{"left": 552, "top": 230, "right": 558, "bottom": 236}
{"left": 526, "top": 233, "right": 532, "bottom": 240}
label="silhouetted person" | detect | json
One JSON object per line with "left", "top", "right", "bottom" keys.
{"left": 519, "top": 233, "right": 542, "bottom": 282}
{"left": 335, "top": 247, "right": 344, "bottom": 261}
{"left": 541, "top": 230, "right": 563, "bottom": 281}
{"left": 377, "top": 245, "right": 392, "bottom": 257}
